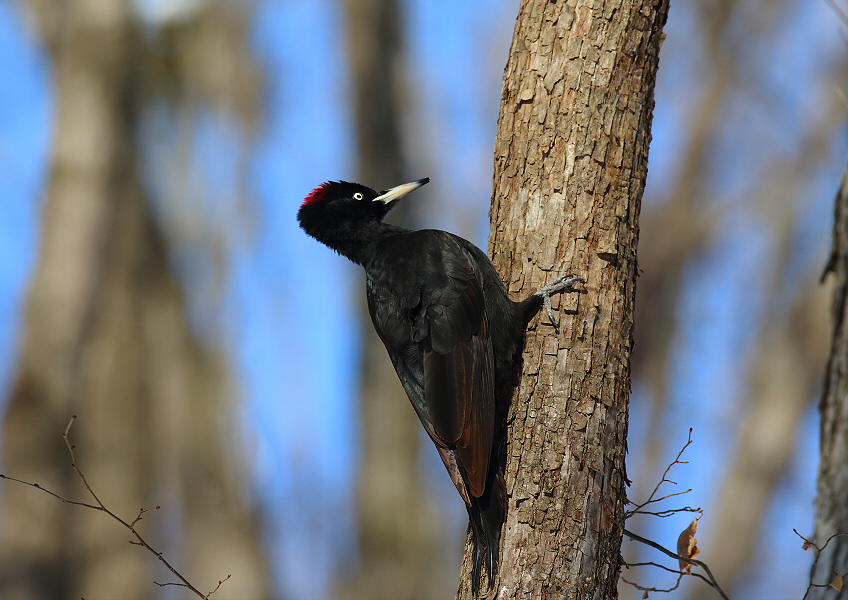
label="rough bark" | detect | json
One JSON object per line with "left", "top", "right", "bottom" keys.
{"left": 338, "top": 1, "right": 451, "bottom": 599}
{"left": 810, "top": 164, "right": 848, "bottom": 599}
{"left": 456, "top": 1, "right": 669, "bottom": 598}
{"left": 0, "top": 1, "right": 270, "bottom": 598}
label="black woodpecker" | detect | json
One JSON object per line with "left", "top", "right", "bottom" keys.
{"left": 297, "top": 178, "right": 583, "bottom": 592}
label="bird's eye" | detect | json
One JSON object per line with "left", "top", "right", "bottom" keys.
{"left": 353, "top": 192, "right": 364, "bottom": 200}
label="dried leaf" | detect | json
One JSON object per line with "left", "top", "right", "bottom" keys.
{"left": 830, "top": 573, "right": 844, "bottom": 592}
{"left": 802, "top": 540, "right": 813, "bottom": 551}
{"left": 677, "top": 517, "right": 701, "bottom": 574}
{"left": 642, "top": 591, "right": 649, "bottom": 599}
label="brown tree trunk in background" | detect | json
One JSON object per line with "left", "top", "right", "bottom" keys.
{"left": 627, "top": 2, "right": 846, "bottom": 596}
{"left": 0, "top": 1, "right": 270, "bottom": 599}
{"left": 338, "top": 0, "right": 451, "bottom": 599}
{"left": 810, "top": 164, "right": 848, "bottom": 599}
{"left": 456, "top": 1, "right": 669, "bottom": 598}
{"left": 687, "top": 98, "right": 840, "bottom": 596}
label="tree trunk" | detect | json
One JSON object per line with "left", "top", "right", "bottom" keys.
{"left": 0, "top": 1, "right": 270, "bottom": 599}
{"left": 456, "top": 1, "right": 669, "bottom": 598}
{"left": 811, "top": 164, "right": 848, "bottom": 599}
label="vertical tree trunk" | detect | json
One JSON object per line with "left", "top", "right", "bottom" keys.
{"left": 811, "top": 164, "right": 848, "bottom": 599}
{"left": 0, "top": 1, "right": 270, "bottom": 599}
{"left": 457, "top": 1, "right": 669, "bottom": 598}
{"left": 339, "top": 1, "right": 451, "bottom": 598}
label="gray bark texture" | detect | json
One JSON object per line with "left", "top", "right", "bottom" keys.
{"left": 456, "top": 1, "right": 669, "bottom": 598}
{"left": 811, "top": 164, "right": 848, "bottom": 599}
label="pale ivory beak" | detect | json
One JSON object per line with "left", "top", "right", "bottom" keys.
{"left": 373, "top": 178, "right": 430, "bottom": 204}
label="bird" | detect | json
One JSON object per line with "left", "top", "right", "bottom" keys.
{"left": 297, "top": 178, "right": 583, "bottom": 592}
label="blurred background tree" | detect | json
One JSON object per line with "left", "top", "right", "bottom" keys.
{"left": 0, "top": 0, "right": 269, "bottom": 599}
{"left": 335, "top": 0, "right": 451, "bottom": 598}
{"left": 0, "top": 0, "right": 845, "bottom": 599}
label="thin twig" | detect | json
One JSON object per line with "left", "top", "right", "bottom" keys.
{"left": 622, "top": 567, "right": 684, "bottom": 594}
{"left": 629, "top": 505, "right": 703, "bottom": 518}
{"left": 0, "top": 416, "right": 229, "bottom": 599}
{"left": 0, "top": 474, "right": 101, "bottom": 511}
{"left": 794, "top": 528, "right": 848, "bottom": 599}
{"left": 621, "top": 429, "right": 729, "bottom": 598}
{"left": 157, "top": 574, "right": 232, "bottom": 595}
{"left": 624, "top": 557, "right": 722, "bottom": 592}
{"left": 625, "top": 560, "right": 688, "bottom": 577}
{"left": 623, "top": 528, "right": 731, "bottom": 600}
{"left": 626, "top": 428, "right": 694, "bottom": 518}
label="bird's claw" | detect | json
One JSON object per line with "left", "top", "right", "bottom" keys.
{"left": 534, "top": 274, "right": 585, "bottom": 333}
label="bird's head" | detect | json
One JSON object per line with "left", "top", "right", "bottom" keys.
{"left": 297, "top": 178, "right": 429, "bottom": 237}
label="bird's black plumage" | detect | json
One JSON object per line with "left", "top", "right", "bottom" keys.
{"left": 297, "top": 179, "right": 582, "bottom": 592}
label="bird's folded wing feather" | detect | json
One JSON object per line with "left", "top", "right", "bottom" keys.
{"left": 367, "top": 231, "right": 495, "bottom": 499}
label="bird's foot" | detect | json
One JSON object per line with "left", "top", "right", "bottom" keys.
{"left": 534, "top": 274, "right": 585, "bottom": 333}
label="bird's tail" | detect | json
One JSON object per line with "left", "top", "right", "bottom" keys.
{"left": 467, "top": 468, "right": 506, "bottom": 594}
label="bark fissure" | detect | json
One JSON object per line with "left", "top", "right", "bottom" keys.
{"left": 810, "top": 165, "right": 848, "bottom": 599}
{"left": 457, "top": 1, "right": 669, "bottom": 598}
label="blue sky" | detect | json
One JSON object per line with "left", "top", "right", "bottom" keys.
{"left": 0, "top": 0, "right": 46, "bottom": 394}
{"left": 1, "top": 0, "right": 847, "bottom": 599}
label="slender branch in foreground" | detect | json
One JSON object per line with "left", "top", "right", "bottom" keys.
{"left": 623, "top": 528, "right": 731, "bottom": 600}
{"left": 0, "top": 415, "right": 229, "bottom": 599}
{"left": 626, "top": 428, "right": 695, "bottom": 519}
{"left": 794, "top": 528, "right": 848, "bottom": 599}
{"left": 621, "top": 561, "right": 684, "bottom": 595}
{"left": 620, "top": 429, "right": 730, "bottom": 599}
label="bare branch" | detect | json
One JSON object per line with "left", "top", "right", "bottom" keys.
{"left": 620, "top": 429, "right": 731, "bottom": 598}
{"left": 0, "top": 473, "right": 101, "bottom": 511}
{"left": 794, "top": 528, "right": 848, "bottom": 599}
{"left": 623, "top": 528, "right": 731, "bottom": 600}
{"left": 623, "top": 560, "right": 723, "bottom": 595}
{"left": 629, "top": 505, "right": 703, "bottom": 519}
{"left": 626, "top": 428, "right": 695, "bottom": 518}
{"left": 0, "top": 416, "right": 228, "bottom": 599}
{"left": 206, "top": 574, "right": 232, "bottom": 597}
{"left": 155, "top": 574, "right": 230, "bottom": 597}
{"left": 622, "top": 566, "right": 684, "bottom": 594}
{"left": 131, "top": 505, "right": 162, "bottom": 529}
{"left": 625, "top": 560, "right": 687, "bottom": 578}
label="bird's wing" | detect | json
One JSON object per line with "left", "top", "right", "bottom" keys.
{"left": 367, "top": 230, "right": 495, "bottom": 499}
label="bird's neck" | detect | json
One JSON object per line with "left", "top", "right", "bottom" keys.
{"left": 319, "top": 221, "right": 409, "bottom": 266}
